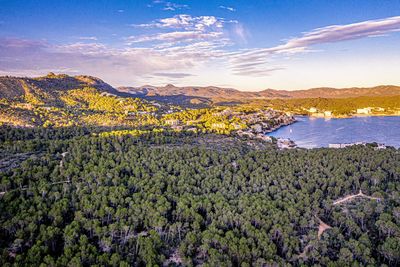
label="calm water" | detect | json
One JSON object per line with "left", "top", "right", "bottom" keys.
{"left": 268, "top": 116, "right": 400, "bottom": 148}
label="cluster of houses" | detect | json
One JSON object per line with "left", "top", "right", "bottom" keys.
{"left": 162, "top": 108, "right": 296, "bottom": 144}
{"left": 307, "top": 107, "right": 332, "bottom": 117}
{"left": 164, "top": 119, "right": 199, "bottom": 132}
{"left": 307, "top": 106, "right": 391, "bottom": 116}
{"left": 356, "top": 107, "right": 386, "bottom": 114}
{"left": 234, "top": 109, "right": 295, "bottom": 132}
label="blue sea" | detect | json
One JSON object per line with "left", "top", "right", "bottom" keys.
{"left": 268, "top": 116, "right": 400, "bottom": 148}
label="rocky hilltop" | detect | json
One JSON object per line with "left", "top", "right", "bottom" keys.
{"left": 0, "top": 73, "right": 156, "bottom": 127}
{"left": 0, "top": 72, "right": 121, "bottom": 105}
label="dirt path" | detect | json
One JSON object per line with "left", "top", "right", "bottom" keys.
{"left": 333, "top": 190, "right": 381, "bottom": 205}
{"left": 316, "top": 217, "right": 332, "bottom": 239}
{"left": 297, "top": 217, "right": 332, "bottom": 259}
{"left": 298, "top": 244, "right": 312, "bottom": 259}
{"left": 298, "top": 190, "right": 383, "bottom": 260}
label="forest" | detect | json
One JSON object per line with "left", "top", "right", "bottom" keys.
{"left": 0, "top": 126, "right": 399, "bottom": 266}
{"left": 252, "top": 95, "right": 400, "bottom": 116}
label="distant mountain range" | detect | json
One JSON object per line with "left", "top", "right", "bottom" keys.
{"left": 1, "top": 73, "right": 400, "bottom": 105}
{"left": 120, "top": 84, "right": 400, "bottom": 101}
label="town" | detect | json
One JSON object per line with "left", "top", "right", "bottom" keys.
{"left": 161, "top": 107, "right": 296, "bottom": 142}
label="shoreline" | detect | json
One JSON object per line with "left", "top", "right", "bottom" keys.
{"left": 265, "top": 115, "right": 400, "bottom": 149}
{"left": 311, "top": 113, "right": 400, "bottom": 119}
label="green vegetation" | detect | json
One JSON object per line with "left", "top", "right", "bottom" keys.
{"left": 1, "top": 127, "right": 399, "bottom": 266}
{"left": 162, "top": 108, "right": 243, "bottom": 134}
{"left": 161, "top": 107, "right": 292, "bottom": 135}
{"left": 60, "top": 88, "right": 156, "bottom": 113}
{"left": 0, "top": 85, "right": 159, "bottom": 128}
{"left": 261, "top": 95, "right": 400, "bottom": 116}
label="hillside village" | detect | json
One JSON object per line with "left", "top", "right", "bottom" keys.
{"left": 306, "top": 106, "right": 400, "bottom": 118}
{"left": 0, "top": 74, "right": 296, "bottom": 145}
{"left": 0, "top": 73, "right": 398, "bottom": 149}
{"left": 162, "top": 107, "right": 295, "bottom": 140}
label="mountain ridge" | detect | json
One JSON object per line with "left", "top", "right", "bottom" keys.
{"left": 0, "top": 73, "right": 121, "bottom": 104}
{"left": 120, "top": 84, "right": 400, "bottom": 100}
{"left": 1, "top": 73, "right": 400, "bottom": 103}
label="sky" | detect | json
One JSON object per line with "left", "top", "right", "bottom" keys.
{"left": 1, "top": 0, "right": 400, "bottom": 91}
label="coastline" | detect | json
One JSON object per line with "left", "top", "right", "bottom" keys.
{"left": 303, "top": 113, "right": 400, "bottom": 119}
{"left": 263, "top": 116, "right": 297, "bottom": 134}
{"left": 266, "top": 115, "right": 400, "bottom": 149}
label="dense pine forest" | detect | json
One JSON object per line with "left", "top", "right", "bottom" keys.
{"left": 0, "top": 127, "right": 399, "bottom": 266}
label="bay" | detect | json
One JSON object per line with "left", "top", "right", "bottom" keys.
{"left": 268, "top": 116, "right": 400, "bottom": 148}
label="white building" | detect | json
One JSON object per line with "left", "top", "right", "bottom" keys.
{"left": 165, "top": 119, "right": 180, "bottom": 126}
{"left": 329, "top": 142, "right": 365, "bottom": 148}
{"left": 309, "top": 107, "right": 317, "bottom": 113}
{"left": 356, "top": 107, "right": 372, "bottom": 114}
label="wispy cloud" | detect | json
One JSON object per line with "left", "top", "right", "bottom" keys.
{"left": 232, "top": 23, "right": 248, "bottom": 43}
{"left": 125, "top": 31, "right": 223, "bottom": 44}
{"left": 0, "top": 37, "right": 223, "bottom": 85}
{"left": 132, "top": 14, "right": 226, "bottom": 30}
{"left": 231, "top": 67, "right": 284, "bottom": 77}
{"left": 152, "top": 72, "right": 194, "bottom": 78}
{"left": 78, "top": 36, "right": 98, "bottom": 41}
{"left": 1, "top": 16, "right": 400, "bottom": 85}
{"left": 129, "top": 14, "right": 235, "bottom": 45}
{"left": 230, "top": 16, "right": 400, "bottom": 75}
{"left": 163, "top": 2, "right": 189, "bottom": 11}
{"left": 148, "top": 0, "right": 189, "bottom": 11}
{"left": 219, "top": 5, "right": 235, "bottom": 12}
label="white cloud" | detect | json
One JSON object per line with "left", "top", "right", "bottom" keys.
{"left": 0, "top": 37, "right": 225, "bottom": 86}
{"left": 230, "top": 15, "right": 400, "bottom": 75}
{"left": 2, "top": 16, "right": 400, "bottom": 85}
{"left": 163, "top": 2, "right": 189, "bottom": 11}
{"left": 219, "top": 5, "right": 235, "bottom": 12}
{"left": 152, "top": 72, "right": 194, "bottom": 78}
{"left": 78, "top": 36, "right": 98, "bottom": 41}
{"left": 148, "top": 0, "right": 189, "bottom": 11}
{"left": 125, "top": 31, "right": 223, "bottom": 44}
{"left": 128, "top": 14, "right": 233, "bottom": 46}
{"left": 132, "top": 14, "right": 225, "bottom": 30}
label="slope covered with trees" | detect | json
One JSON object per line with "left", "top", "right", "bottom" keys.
{"left": 0, "top": 74, "right": 159, "bottom": 128}
{"left": 0, "top": 127, "right": 399, "bottom": 266}
{"left": 264, "top": 95, "right": 400, "bottom": 116}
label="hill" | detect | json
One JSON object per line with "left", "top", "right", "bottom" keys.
{"left": 0, "top": 73, "right": 158, "bottom": 127}
{"left": 122, "top": 84, "right": 400, "bottom": 103}
{"left": 260, "top": 85, "right": 400, "bottom": 99}
{"left": 0, "top": 72, "right": 121, "bottom": 105}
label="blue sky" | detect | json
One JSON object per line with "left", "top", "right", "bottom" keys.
{"left": 1, "top": 0, "right": 400, "bottom": 90}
